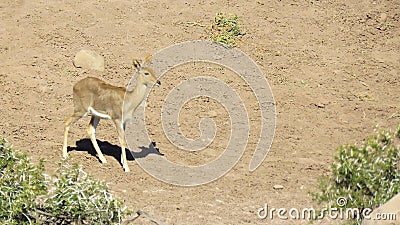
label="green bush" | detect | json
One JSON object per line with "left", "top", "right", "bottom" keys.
{"left": 211, "top": 12, "right": 242, "bottom": 47}
{"left": 0, "top": 137, "right": 128, "bottom": 224}
{"left": 38, "top": 163, "right": 128, "bottom": 224}
{"left": 311, "top": 126, "right": 400, "bottom": 224}
{"left": 0, "top": 137, "right": 47, "bottom": 225}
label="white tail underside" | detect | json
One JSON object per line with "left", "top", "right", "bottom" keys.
{"left": 88, "top": 107, "right": 112, "bottom": 120}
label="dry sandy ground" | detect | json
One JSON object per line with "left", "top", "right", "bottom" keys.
{"left": 1, "top": 0, "right": 399, "bottom": 224}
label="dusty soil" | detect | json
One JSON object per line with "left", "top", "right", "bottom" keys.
{"left": 1, "top": 0, "right": 399, "bottom": 224}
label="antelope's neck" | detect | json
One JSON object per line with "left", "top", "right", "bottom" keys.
{"left": 124, "top": 83, "right": 147, "bottom": 114}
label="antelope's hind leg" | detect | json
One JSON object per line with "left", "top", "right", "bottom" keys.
{"left": 63, "top": 111, "right": 86, "bottom": 158}
{"left": 87, "top": 116, "right": 108, "bottom": 164}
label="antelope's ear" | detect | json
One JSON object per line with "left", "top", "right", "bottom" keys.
{"left": 132, "top": 59, "right": 142, "bottom": 69}
{"left": 144, "top": 53, "right": 152, "bottom": 63}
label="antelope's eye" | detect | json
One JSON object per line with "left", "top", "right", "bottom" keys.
{"left": 144, "top": 72, "right": 150, "bottom": 76}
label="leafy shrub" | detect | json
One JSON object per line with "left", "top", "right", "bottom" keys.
{"left": 38, "top": 163, "right": 128, "bottom": 224}
{"left": 0, "top": 137, "right": 128, "bottom": 224}
{"left": 311, "top": 126, "right": 400, "bottom": 224}
{"left": 211, "top": 12, "right": 242, "bottom": 47}
{"left": 0, "top": 137, "right": 47, "bottom": 225}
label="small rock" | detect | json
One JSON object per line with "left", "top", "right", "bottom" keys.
{"left": 73, "top": 49, "right": 104, "bottom": 71}
{"left": 38, "top": 85, "right": 52, "bottom": 93}
{"left": 207, "top": 110, "right": 218, "bottom": 118}
{"left": 273, "top": 184, "right": 284, "bottom": 190}
{"left": 315, "top": 103, "right": 325, "bottom": 108}
{"left": 379, "top": 13, "right": 388, "bottom": 23}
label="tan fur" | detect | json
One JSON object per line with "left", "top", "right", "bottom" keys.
{"left": 62, "top": 56, "right": 160, "bottom": 172}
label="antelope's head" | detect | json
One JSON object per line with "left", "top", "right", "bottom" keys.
{"left": 132, "top": 54, "right": 161, "bottom": 87}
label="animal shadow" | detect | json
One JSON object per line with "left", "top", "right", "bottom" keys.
{"left": 67, "top": 139, "right": 164, "bottom": 165}
{"left": 134, "top": 141, "right": 164, "bottom": 158}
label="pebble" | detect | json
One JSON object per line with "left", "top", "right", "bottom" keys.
{"left": 73, "top": 49, "right": 104, "bottom": 71}
{"left": 207, "top": 110, "right": 218, "bottom": 118}
{"left": 379, "top": 13, "right": 387, "bottom": 23}
{"left": 273, "top": 184, "right": 284, "bottom": 190}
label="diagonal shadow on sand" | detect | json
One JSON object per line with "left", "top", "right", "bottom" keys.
{"left": 67, "top": 139, "right": 164, "bottom": 166}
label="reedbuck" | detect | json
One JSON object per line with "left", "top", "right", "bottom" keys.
{"left": 62, "top": 55, "right": 161, "bottom": 172}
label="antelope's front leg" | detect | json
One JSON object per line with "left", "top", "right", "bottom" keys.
{"left": 115, "top": 120, "right": 130, "bottom": 172}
